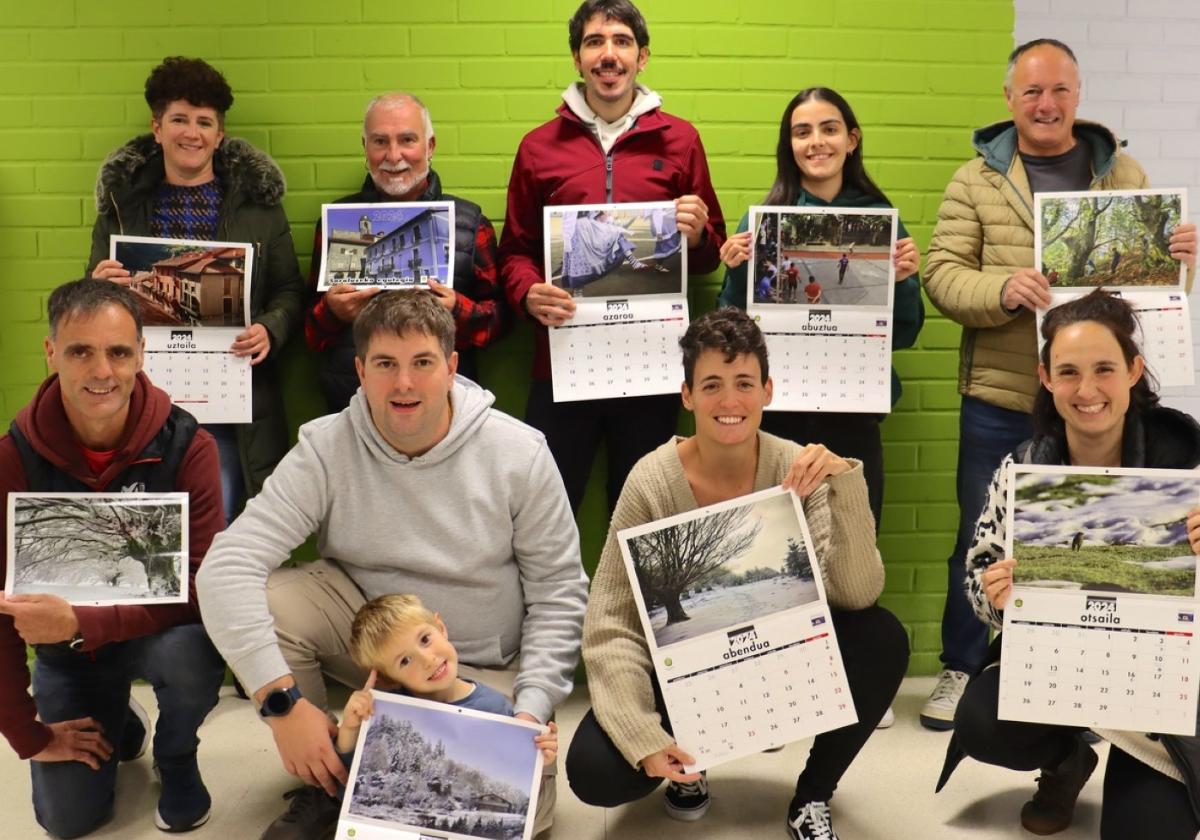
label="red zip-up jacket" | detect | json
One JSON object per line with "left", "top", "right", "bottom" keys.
{"left": 0, "top": 373, "right": 222, "bottom": 758}
{"left": 499, "top": 103, "right": 726, "bottom": 380}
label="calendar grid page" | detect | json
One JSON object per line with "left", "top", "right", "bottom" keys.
{"left": 617, "top": 487, "right": 857, "bottom": 773}
{"left": 754, "top": 307, "right": 891, "bottom": 413}
{"left": 998, "top": 464, "right": 1200, "bottom": 735}
{"left": 143, "top": 327, "right": 251, "bottom": 424}
{"left": 543, "top": 201, "right": 688, "bottom": 403}
{"left": 746, "top": 205, "right": 897, "bottom": 414}
{"left": 1034, "top": 188, "right": 1193, "bottom": 388}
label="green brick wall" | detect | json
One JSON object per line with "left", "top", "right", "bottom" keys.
{"left": 0, "top": 0, "right": 1016, "bottom": 675}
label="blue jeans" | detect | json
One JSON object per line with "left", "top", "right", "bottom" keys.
{"left": 204, "top": 423, "right": 244, "bottom": 525}
{"left": 30, "top": 624, "right": 224, "bottom": 839}
{"left": 940, "top": 396, "right": 1032, "bottom": 673}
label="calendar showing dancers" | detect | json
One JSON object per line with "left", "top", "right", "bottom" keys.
{"left": 544, "top": 203, "right": 684, "bottom": 298}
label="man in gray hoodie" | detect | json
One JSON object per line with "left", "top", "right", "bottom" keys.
{"left": 197, "top": 291, "right": 586, "bottom": 839}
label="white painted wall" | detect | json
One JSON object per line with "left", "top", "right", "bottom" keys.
{"left": 1015, "top": 0, "right": 1200, "bottom": 417}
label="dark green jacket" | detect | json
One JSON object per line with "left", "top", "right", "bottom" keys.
{"left": 86, "top": 134, "right": 306, "bottom": 499}
{"left": 716, "top": 187, "right": 925, "bottom": 407}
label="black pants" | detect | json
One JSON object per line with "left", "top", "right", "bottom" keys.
{"left": 1101, "top": 742, "right": 1199, "bottom": 840}
{"left": 956, "top": 665, "right": 1199, "bottom": 840}
{"left": 525, "top": 379, "right": 680, "bottom": 514}
{"left": 760, "top": 411, "right": 884, "bottom": 534}
{"left": 566, "top": 605, "right": 909, "bottom": 807}
{"left": 954, "top": 665, "right": 1081, "bottom": 771}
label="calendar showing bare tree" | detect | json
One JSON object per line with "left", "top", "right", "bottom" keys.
{"left": 621, "top": 490, "right": 819, "bottom": 648}
{"left": 1037, "top": 190, "right": 1185, "bottom": 288}
{"left": 6, "top": 493, "right": 188, "bottom": 605}
{"left": 749, "top": 206, "right": 896, "bottom": 307}
{"left": 1009, "top": 467, "right": 1200, "bottom": 598}
{"left": 344, "top": 694, "right": 540, "bottom": 840}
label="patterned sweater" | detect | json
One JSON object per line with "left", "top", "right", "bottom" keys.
{"left": 582, "top": 431, "right": 884, "bottom": 767}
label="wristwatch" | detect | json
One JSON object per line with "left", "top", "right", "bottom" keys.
{"left": 259, "top": 685, "right": 303, "bottom": 718}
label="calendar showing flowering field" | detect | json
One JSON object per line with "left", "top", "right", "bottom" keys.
{"left": 1009, "top": 468, "right": 1200, "bottom": 598}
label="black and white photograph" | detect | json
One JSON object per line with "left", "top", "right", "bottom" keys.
{"left": 6, "top": 493, "right": 189, "bottom": 606}
{"left": 543, "top": 202, "right": 686, "bottom": 298}
{"left": 318, "top": 201, "right": 454, "bottom": 290}
{"left": 1008, "top": 466, "right": 1200, "bottom": 598}
{"left": 110, "top": 235, "right": 252, "bottom": 328}
{"left": 619, "top": 488, "right": 820, "bottom": 649}
{"left": 748, "top": 206, "right": 896, "bottom": 308}
{"left": 342, "top": 693, "right": 542, "bottom": 840}
{"left": 1036, "top": 189, "right": 1186, "bottom": 288}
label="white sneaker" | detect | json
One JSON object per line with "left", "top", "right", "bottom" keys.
{"left": 875, "top": 705, "right": 895, "bottom": 729}
{"left": 920, "top": 669, "right": 968, "bottom": 730}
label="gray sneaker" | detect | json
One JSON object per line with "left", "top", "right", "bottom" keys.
{"left": 920, "top": 669, "right": 968, "bottom": 731}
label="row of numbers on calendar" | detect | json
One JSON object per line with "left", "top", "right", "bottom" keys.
{"left": 665, "top": 632, "right": 830, "bottom": 684}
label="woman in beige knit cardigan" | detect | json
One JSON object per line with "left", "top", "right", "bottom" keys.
{"left": 564, "top": 308, "right": 909, "bottom": 840}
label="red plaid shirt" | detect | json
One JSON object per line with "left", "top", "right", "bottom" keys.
{"left": 305, "top": 180, "right": 506, "bottom": 353}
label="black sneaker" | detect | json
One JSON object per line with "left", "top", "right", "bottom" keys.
{"left": 154, "top": 756, "right": 211, "bottom": 833}
{"left": 786, "top": 799, "right": 839, "bottom": 840}
{"left": 119, "top": 696, "right": 151, "bottom": 762}
{"left": 663, "top": 772, "right": 710, "bottom": 821}
{"left": 260, "top": 786, "right": 341, "bottom": 840}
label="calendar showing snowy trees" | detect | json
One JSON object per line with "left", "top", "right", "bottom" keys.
{"left": 621, "top": 488, "right": 820, "bottom": 648}
{"left": 1009, "top": 466, "right": 1200, "bottom": 598}
{"left": 343, "top": 694, "right": 541, "bottom": 840}
{"left": 6, "top": 493, "right": 188, "bottom": 605}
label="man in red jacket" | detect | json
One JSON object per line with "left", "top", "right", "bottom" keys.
{"left": 0, "top": 279, "right": 225, "bottom": 837}
{"left": 499, "top": 0, "right": 726, "bottom": 514}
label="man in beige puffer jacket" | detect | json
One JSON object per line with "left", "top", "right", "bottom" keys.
{"left": 919, "top": 38, "right": 1197, "bottom": 731}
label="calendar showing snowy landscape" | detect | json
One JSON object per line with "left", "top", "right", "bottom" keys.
{"left": 6, "top": 493, "right": 188, "bottom": 606}
{"left": 337, "top": 693, "right": 544, "bottom": 840}
{"left": 999, "top": 464, "right": 1200, "bottom": 735}
{"left": 618, "top": 487, "right": 857, "bottom": 771}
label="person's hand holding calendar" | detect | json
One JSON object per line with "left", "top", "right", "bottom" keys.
{"left": 981, "top": 557, "right": 1018, "bottom": 611}
{"left": 641, "top": 743, "right": 702, "bottom": 784}
{"left": 1187, "top": 507, "right": 1200, "bottom": 556}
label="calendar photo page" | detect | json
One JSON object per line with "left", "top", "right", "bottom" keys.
{"left": 337, "top": 693, "right": 544, "bottom": 840}
{"left": 998, "top": 464, "right": 1200, "bottom": 735}
{"left": 543, "top": 201, "right": 688, "bottom": 402}
{"left": 1034, "top": 188, "right": 1194, "bottom": 387}
{"left": 317, "top": 201, "right": 455, "bottom": 291}
{"left": 110, "top": 234, "right": 254, "bottom": 424}
{"left": 617, "top": 487, "right": 857, "bottom": 772}
{"left": 746, "top": 205, "right": 897, "bottom": 413}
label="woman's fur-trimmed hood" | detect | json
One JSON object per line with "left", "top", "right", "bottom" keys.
{"left": 94, "top": 134, "right": 286, "bottom": 214}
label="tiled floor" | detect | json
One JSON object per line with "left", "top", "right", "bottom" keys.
{"left": 1, "top": 677, "right": 1106, "bottom": 839}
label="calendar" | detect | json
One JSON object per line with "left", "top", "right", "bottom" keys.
{"left": 142, "top": 328, "right": 251, "bottom": 424}
{"left": 110, "top": 235, "right": 255, "bottom": 424}
{"left": 1035, "top": 188, "right": 1193, "bottom": 387}
{"left": 618, "top": 487, "right": 857, "bottom": 772}
{"left": 317, "top": 201, "right": 454, "bottom": 290}
{"left": 998, "top": 464, "right": 1200, "bottom": 735}
{"left": 544, "top": 202, "right": 688, "bottom": 402}
{"left": 747, "top": 206, "right": 897, "bottom": 413}
{"left": 337, "top": 693, "right": 544, "bottom": 840}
